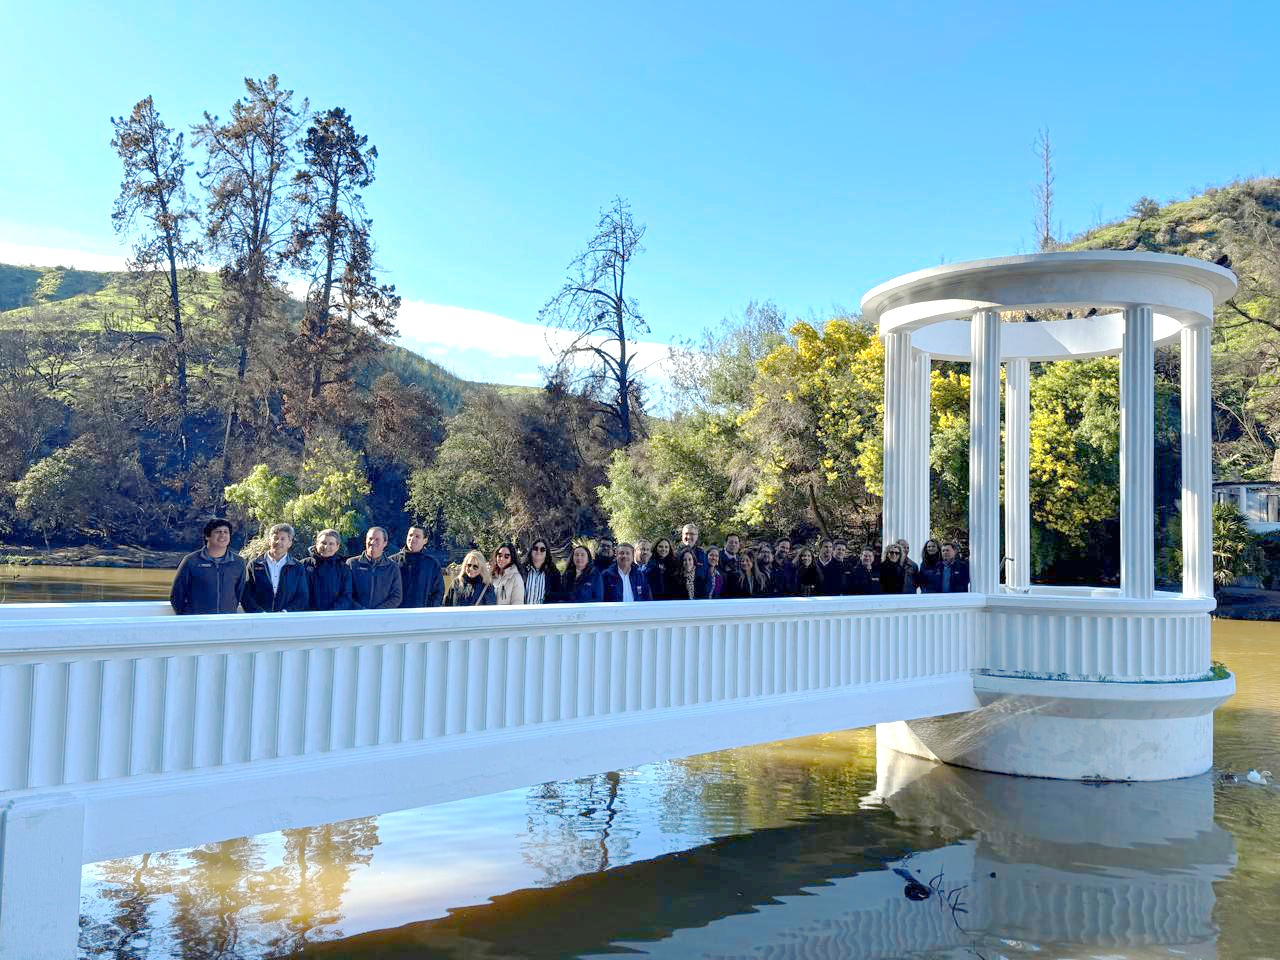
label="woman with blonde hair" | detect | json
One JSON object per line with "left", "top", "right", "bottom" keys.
{"left": 446, "top": 549, "right": 495, "bottom": 606}
{"left": 490, "top": 542, "right": 525, "bottom": 605}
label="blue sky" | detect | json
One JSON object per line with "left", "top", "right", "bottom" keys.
{"left": 2, "top": 1, "right": 1278, "bottom": 384}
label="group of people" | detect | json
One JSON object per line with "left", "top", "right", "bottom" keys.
{"left": 169, "top": 518, "right": 971, "bottom": 616}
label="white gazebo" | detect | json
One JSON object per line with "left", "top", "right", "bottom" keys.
{"left": 863, "top": 251, "right": 1238, "bottom": 779}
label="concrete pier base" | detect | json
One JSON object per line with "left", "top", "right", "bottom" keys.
{"left": 877, "top": 673, "right": 1236, "bottom": 781}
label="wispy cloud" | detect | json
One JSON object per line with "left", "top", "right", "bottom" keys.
{"left": 0, "top": 240, "right": 128, "bottom": 272}
{"left": 394, "top": 300, "right": 679, "bottom": 389}
{"left": 0, "top": 242, "right": 685, "bottom": 394}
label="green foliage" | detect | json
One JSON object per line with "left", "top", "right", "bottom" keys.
{"left": 1209, "top": 661, "right": 1230, "bottom": 681}
{"left": 285, "top": 467, "right": 370, "bottom": 541}
{"left": 224, "top": 458, "right": 370, "bottom": 556}
{"left": 742, "top": 317, "right": 885, "bottom": 536}
{"left": 597, "top": 412, "right": 737, "bottom": 543}
{"left": 1029, "top": 359, "right": 1120, "bottom": 549}
{"left": 13, "top": 436, "right": 157, "bottom": 546}
{"left": 929, "top": 368, "right": 970, "bottom": 539}
{"left": 0, "top": 265, "right": 43, "bottom": 311}
{"left": 1211, "top": 501, "right": 1259, "bottom": 588}
{"left": 224, "top": 465, "right": 300, "bottom": 532}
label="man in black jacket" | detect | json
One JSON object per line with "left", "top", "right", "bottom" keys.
{"left": 815, "top": 539, "right": 843, "bottom": 596}
{"left": 170, "top": 518, "right": 246, "bottom": 615}
{"left": 720, "top": 532, "right": 742, "bottom": 576}
{"left": 394, "top": 525, "right": 444, "bottom": 608}
{"left": 348, "top": 526, "right": 403, "bottom": 609}
{"left": 594, "top": 537, "right": 615, "bottom": 572}
{"left": 242, "top": 523, "right": 311, "bottom": 612}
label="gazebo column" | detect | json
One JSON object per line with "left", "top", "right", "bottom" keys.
{"left": 1181, "top": 323, "right": 1213, "bottom": 599}
{"left": 882, "top": 331, "right": 915, "bottom": 546}
{"left": 969, "top": 309, "right": 1002, "bottom": 593}
{"left": 1120, "top": 305, "right": 1155, "bottom": 598}
{"left": 908, "top": 349, "right": 932, "bottom": 554}
{"left": 1004, "top": 357, "right": 1031, "bottom": 590}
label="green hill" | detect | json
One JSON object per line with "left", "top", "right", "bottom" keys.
{"left": 0, "top": 262, "right": 539, "bottom": 414}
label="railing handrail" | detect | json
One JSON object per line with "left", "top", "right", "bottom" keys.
{"left": 0, "top": 593, "right": 986, "bottom": 656}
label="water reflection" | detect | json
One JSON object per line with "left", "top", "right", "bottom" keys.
{"left": 285, "top": 752, "right": 1236, "bottom": 960}
{"left": 81, "top": 822, "right": 380, "bottom": 959}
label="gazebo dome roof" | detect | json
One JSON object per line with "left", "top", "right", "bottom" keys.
{"left": 860, "top": 251, "right": 1237, "bottom": 361}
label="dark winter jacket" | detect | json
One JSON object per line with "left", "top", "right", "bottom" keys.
{"left": 880, "top": 561, "right": 914, "bottom": 595}
{"left": 726, "top": 570, "right": 768, "bottom": 599}
{"left": 170, "top": 549, "right": 247, "bottom": 615}
{"left": 719, "top": 552, "right": 740, "bottom": 577}
{"left": 241, "top": 553, "right": 311, "bottom": 612}
{"left": 671, "top": 569, "right": 709, "bottom": 600}
{"left": 347, "top": 553, "right": 403, "bottom": 609}
{"left": 560, "top": 567, "right": 604, "bottom": 603}
{"left": 770, "top": 560, "right": 798, "bottom": 597}
{"left": 922, "top": 560, "right": 970, "bottom": 594}
{"left": 647, "top": 556, "right": 678, "bottom": 600}
{"left": 303, "top": 551, "right": 354, "bottom": 611}
{"left": 706, "top": 568, "right": 725, "bottom": 599}
{"left": 796, "top": 562, "right": 821, "bottom": 597}
{"left": 446, "top": 575, "right": 495, "bottom": 606}
{"left": 594, "top": 552, "right": 615, "bottom": 573}
{"left": 393, "top": 548, "right": 445, "bottom": 608}
{"left": 902, "top": 557, "right": 920, "bottom": 589}
{"left": 602, "top": 563, "right": 652, "bottom": 602}
{"left": 846, "top": 563, "right": 882, "bottom": 595}
{"left": 815, "top": 559, "right": 844, "bottom": 597}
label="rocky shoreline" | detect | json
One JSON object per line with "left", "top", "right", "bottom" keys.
{"left": 0, "top": 545, "right": 186, "bottom": 569}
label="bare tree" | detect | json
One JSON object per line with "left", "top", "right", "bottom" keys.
{"left": 193, "top": 74, "right": 306, "bottom": 488}
{"left": 540, "top": 197, "right": 648, "bottom": 446}
{"left": 288, "top": 108, "right": 398, "bottom": 426}
{"left": 1033, "top": 127, "right": 1057, "bottom": 251}
{"left": 111, "top": 96, "right": 200, "bottom": 450}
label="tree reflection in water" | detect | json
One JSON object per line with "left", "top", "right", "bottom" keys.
{"left": 80, "top": 819, "right": 379, "bottom": 959}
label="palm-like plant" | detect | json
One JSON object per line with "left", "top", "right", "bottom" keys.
{"left": 1212, "top": 502, "right": 1257, "bottom": 588}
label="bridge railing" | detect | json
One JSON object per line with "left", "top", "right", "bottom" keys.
{"left": 982, "top": 589, "right": 1214, "bottom": 681}
{"left": 0, "top": 595, "right": 980, "bottom": 816}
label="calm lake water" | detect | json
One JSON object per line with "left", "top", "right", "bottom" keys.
{"left": 10, "top": 571, "right": 1274, "bottom": 960}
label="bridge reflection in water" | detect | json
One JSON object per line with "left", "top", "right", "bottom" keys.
{"left": 81, "top": 740, "right": 1232, "bottom": 960}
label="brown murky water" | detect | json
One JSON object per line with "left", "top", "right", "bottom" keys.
{"left": 7, "top": 571, "right": 1269, "bottom": 959}
{"left": 0, "top": 565, "right": 173, "bottom": 604}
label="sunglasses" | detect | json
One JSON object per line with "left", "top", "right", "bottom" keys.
{"left": 465, "top": 562, "right": 480, "bottom": 569}
{"left": 532, "top": 545, "right": 546, "bottom": 552}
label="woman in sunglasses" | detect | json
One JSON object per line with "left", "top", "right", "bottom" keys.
{"left": 880, "top": 542, "right": 914, "bottom": 594}
{"left": 446, "top": 549, "right": 495, "bottom": 606}
{"left": 523, "top": 537, "right": 562, "bottom": 604}
{"left": 490, "top": 542, "right": 525, "bottom": 605}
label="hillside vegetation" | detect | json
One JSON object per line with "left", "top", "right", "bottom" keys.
{"left": 4, "top": 175, "right": 1279, "bottom": 582}
{"left": 0, "top": 260, "right": 552, "bottom": 550}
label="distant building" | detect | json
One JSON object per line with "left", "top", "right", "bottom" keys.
{"left": 1214, "top": 481, "right": 1280, "bottom": 534}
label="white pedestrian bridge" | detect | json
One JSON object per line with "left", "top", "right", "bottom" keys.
{"left": 0, "top": 251, "right": 1242, "bottom": 956}
{"left": 0, "top": 589, "right": 1232, "bottom": 955}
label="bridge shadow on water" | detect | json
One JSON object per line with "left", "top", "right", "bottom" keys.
{"left": 79, "top": 738, "right": 1237, "bottom": 960}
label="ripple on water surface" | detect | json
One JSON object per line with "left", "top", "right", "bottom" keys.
{"left": 78, "top": 621, "right": 1280, "bottom": 960}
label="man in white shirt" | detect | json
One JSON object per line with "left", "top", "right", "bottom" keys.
{"left": 603, "top": 543, "right": 651, "bottom": 602}
{"left": 242, "top": 523, "right": 310, "bottom": 612}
